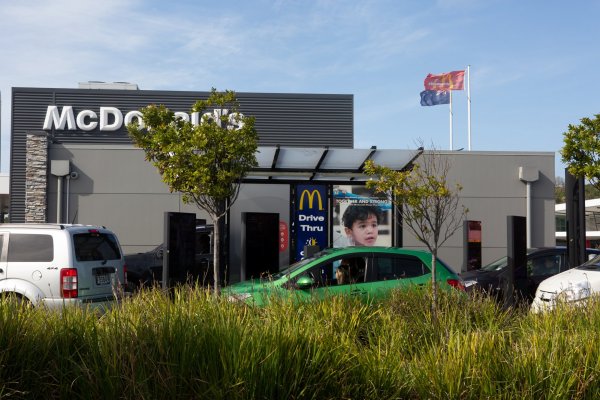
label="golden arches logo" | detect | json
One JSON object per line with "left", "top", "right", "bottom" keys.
{"left": 299, "top": 189, "right": 324, "bottom": 211}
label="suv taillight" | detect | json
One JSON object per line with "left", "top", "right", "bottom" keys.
{"left": 60, "top": 268, "right": 78, "bottom": 298}
{"left": 447, "top": 278, "right": 466, "bottom": 292}
{"left": 123, "top": 264, "right": 128, "bottom": 286}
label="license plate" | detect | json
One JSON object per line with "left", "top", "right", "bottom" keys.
{"left": 95, "top": 274, "right": 111, "bottom": 285}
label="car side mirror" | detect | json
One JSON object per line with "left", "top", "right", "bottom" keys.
{"left": 155, "top": 248, "right": 164, "bottom": 260}
{"left": 296, "top": 275, "right": 315, "bottom": 290}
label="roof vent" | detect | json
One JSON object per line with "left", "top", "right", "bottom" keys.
{"left": 78, "top": 81, "right": 139, "bottom": 90}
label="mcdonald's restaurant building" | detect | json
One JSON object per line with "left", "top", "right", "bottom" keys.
{"left": 10, "top": 84, "right": 556, "bottom": 283}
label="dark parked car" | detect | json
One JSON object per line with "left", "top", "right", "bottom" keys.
{"left": 125, "top": 225, "right": 214, "bottom": 289}
{"left": 460, "top": 247, "right": 600, "bottom": 303}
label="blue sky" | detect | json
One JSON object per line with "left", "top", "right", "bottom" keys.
{"left": 1, "top": 0, "right": 598, "bottom": 177}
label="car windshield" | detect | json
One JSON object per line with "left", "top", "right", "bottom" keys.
{"left": 479, "top": 249, "right": 541, "bottom": 272}
{"left": 480, "top": 256, "right": 508, "bottom": 272}
{"left": 577, "top": 254, "right": 600, "bottom": 270}
{"left": 270, "top": 257, "right": 316, "bottom": 280}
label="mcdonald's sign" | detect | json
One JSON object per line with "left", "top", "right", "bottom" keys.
{"left": 299, "top": 189, "right": 324, "bottom": 211}
{"left": 295, "top": 184, "right": 328, "bottom": 261}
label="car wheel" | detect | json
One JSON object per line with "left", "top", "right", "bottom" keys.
{"left": 2, "top": 293, "right": 32, "bottom": 308}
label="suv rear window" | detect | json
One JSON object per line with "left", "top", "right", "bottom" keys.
{"left": 8, "top": 234, "right": 54, "bottom": 262}
{"left": 74, "top": 232, "right": 121, "bottom": 261}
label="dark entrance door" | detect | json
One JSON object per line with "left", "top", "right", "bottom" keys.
{"left": 163, "top": 212, "right": 196, "bottom": 288}
{"left": 242, "top": 212, "right": 279, "bottom": 279}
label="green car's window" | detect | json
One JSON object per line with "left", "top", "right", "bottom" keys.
{"left": 333, "top": 256, "right": 366, "bottom": 285}
{"left": 372, "top": 254, "right": 427, "bottom": 281}
{"left": 297, "top": 255, "right": 368, "bottom": 287}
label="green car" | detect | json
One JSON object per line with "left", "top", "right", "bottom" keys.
{"left": 226, "top": 247, "right": 465, "bottom": 306}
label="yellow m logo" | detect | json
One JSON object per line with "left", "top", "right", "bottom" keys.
{"left": 299, "top": 189, "right": 324, "bottom": 211}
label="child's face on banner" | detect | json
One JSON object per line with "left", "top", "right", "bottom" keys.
{"left": 344, "top": 213, "right": 378, "bottom": 246}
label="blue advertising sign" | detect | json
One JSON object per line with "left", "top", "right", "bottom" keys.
{"left": 295, "top": 184, "right": 328, "bottom": 260}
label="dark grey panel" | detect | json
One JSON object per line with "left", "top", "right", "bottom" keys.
{"left": 11, "top": 90, "right": 58, "bottom": 222}
{"left": 11, "top": 87, "right": 353, "bottom": 222}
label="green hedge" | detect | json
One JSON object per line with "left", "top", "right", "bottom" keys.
{"left": 0, "top": 287, "right": 599, "bottom": 399}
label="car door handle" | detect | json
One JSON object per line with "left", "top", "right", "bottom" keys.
{"left": 350, "top": 289, "right": 367, "bottom": 295}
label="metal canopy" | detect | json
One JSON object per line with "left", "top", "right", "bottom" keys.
{"left": 245, "top": 146, "right": 422, "bottom": 183}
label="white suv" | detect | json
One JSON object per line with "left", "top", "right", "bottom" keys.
{"left": 0, "top": 224, "right": 126, "bottom": 310}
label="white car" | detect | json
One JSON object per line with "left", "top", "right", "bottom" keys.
{"left": 531, "top": 256, "right": 600, "bottom": 313}
{"left": 0, "top": 223, "right": 127, "bottom": 310}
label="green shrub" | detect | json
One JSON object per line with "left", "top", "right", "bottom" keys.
{"left": 1, "top": 286, "right": 600, "bottom": 399}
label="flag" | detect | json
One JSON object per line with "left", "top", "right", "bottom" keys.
{"left": 420, "top": 90, "right": 450, "bottom": 106}
{"left": 424, "top": 70, "right": 465, "bottom": 91}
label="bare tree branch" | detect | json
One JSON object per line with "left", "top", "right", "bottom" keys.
{"left": 365, "top": 145, "right": 467, "bottom": 315}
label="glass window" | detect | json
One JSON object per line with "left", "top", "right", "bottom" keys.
{"left": 74, "top": 232, "right": 121, "bottom": 261}
{"left": 8, "top": 234, "right": 54, "bottom": 262}
{"left": 334, "top": 256, "right": 366, "bottom": 285}
{"left": 297, "top": 255, "right": 368, "bottom": 287}
{"left": 528, "top": 255, "right": 560, "bottom": 277}
{"left": 372, "top": 255, "right": 427, "bottom": 281}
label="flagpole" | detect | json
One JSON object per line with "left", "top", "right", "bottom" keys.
{"left": 449, "top": 90, "right": 453, "bottom": 150}
{"left": 467, "top": 65, "right": 471, "bottom": 151}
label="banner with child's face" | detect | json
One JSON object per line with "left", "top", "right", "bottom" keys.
{"left": 332, "top": 185, "right": 392, "bottom": 247}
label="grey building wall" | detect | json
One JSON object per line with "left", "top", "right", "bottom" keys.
{"left": 400, "top": 150, "right": 556, "bottom": 272}
{"left": 48, "top": 143, "right": 293, "bottom": 281}
{"left": 48, "top": 144, "right": 294, "bottom": 280}
{"left": 48, "top": 144, "right": 206, "bottom": 253}
{"left": 46, "top": 144, "right": 555, "bottom": 277}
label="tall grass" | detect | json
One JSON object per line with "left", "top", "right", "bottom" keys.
{"left": 1, "top": 288, "right": 600, "bottom": 399}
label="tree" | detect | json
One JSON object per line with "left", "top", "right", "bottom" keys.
{"left": 364, "top": 147, "right": 467, "bottom": 313}
{"left": 127, "top": 89, "right": 258, "bottom": 294}
{"left": 561, "top": 113, "right": 600, "bottom": 191}
{"left": 555, "top": 176, "right": 565, "bottom": 204}
{"left": 554, "top": 176, "right": 600, "bottom": 204}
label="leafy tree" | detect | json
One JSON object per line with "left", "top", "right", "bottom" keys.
{"left": 561, "top": 114, "right": 600, "bottom": 190}
{"left": 555, "top": 176, "right": 566, "bottom": 204}
{"left": 127, "top": 89, "right": 258, "bottom": 294}
{"left": 555, "top": 175, "right": 600, "bottom": 204}
{"left": 586, "top": 183, "right": 600, "bottom": 199}
{"left": 364, "top": 148, "right": 467, "bottom": 314}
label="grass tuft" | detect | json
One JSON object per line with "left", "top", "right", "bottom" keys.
{"left": 1, "top": 287, "right": 600, "bottom": 399}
